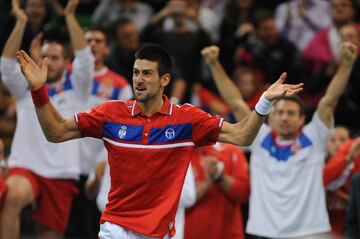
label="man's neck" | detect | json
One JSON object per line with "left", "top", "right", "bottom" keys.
{"left": 95, "top": 61, "right": 105, "bottom": 71}
{"left": 277, "top": 133, "right": 297, "bottom": 141}
{"left": 138, "top": 95, "right": 164, "bottom": 117}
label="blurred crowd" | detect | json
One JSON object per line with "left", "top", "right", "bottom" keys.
{"left": 1, "top": 0, "right": 360, "bottom": 238}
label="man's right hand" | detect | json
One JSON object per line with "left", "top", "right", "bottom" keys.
{"left": 12, "top": 3, "right": 28, "bottom": 23}
{"left": 64, "top": 0, "right": 79, "bottom": 17}
{"left": 17, "top": 50, "right": 48, "bottom": 90}
{"left": 341, "top": 41, "right": 358, "bottom": 66}
{"left": 201, "top": 45, "right": 220, "bottom": 65}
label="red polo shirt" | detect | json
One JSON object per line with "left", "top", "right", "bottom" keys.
{"left": 75, "top": 96, "right": 223, "bottom": 238}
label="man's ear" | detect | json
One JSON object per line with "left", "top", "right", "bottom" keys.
{"left": 299, "top": 114, "right": 306, "bottom": 127}
{"left": 160, "top": 73, "right": 171, "bottom": 88}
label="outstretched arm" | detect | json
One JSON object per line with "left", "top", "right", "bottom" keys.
{"left": 17, "top": 50, "right": 80, "bottom": 142}
{"left": 218, "top": 73, "right": 303, "bottom": 146}
{"left": 64, "top": 0, "right": 87, "bottom": 51}
{"left": 317, "top": 42, "right": 357, "bottom": 128}
{"left": 2, "top": 4, "right": 27, "bottom": 58}
{"left": 202, "top": 45, "right": 251, "bottom": 121}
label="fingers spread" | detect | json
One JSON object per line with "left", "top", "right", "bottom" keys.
{"left": 20, "top": 50, "right": 36, "bottom": 65}
{"left": 275, "top": 72, "right": 287, "bottom": 84}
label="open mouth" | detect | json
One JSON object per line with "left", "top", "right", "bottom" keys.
{"left": 135, "top": 85, "right": 146, "bottom": 93}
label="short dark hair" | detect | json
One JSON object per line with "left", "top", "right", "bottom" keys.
{"left": 86, "top": 26, "right": 110, "bottom": 45}
{"left": 135, "top": 44, "right": 172, "bottom": 77}
{"left": 273, "top": 95, "right": 305, "bottom": 116}
{"left": 112, "top": 16, "right": 133, "bottom": 39}
{"left": 253, "top": 9, "right": 274, "bottom": 29}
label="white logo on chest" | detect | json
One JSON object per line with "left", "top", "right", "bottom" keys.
{"left": 165, "top": 128, "right": 175, "bottom": 139}
{"left": 118, "top": 126, "right": 127, "bottom": 139}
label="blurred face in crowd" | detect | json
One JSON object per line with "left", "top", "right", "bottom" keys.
{"left": 115, "top": 22, "right": 139, "bottom": 52}
{"left": 340, "top": 24, "right": 360, "bottom": 46}
{"left": 25, "top": 0, "right": 47, "bottom": 27}
{"left": 257, "top": 18, "right": 278, "bottom": 46}
{"left": 0, "top": 139, "right": 4, "bottom": 160}
{"left": 327, "top": 127, "right": 350, "bottom": 157}
{"left": 234, "top": 68, "right": 257, "bottom": 100}
{"left": 85, "top": 30, "right": 109, "bottom": 64}
{"left": 330, "top": 0, "right": 355, "bottom": 26}
{"left": 271, "top": 99, "right": 305, "bottom": 140}
{"left": 235, "top": 0, "right": 253, "bottom": 9}
{"left": 41, "top": 42, "right": 69, "bottom": 84}
{"left": 132, "top": 60, "right": 169, "bottom": 103}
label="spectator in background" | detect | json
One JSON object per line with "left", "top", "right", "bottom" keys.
{"left": 324, "top": 131, "right": 360, "bottom": 237}
{"left": 105, "top": 17, "right": 140, "bottom": 84}
{"left": 275, "top": 0, "right": 332, "bottom": 52}
{"left": 303, "top": 0, "right": 358, "bottom": 84}
{"left": 307, "top": 23, "right": 360, "bottom": 131}
{"left": 91, "top": 0, "right": 153, "bottom": 31}
{"left": 202, "top": 42, "right": 356, "bottom": 238}
{"left": 219, "top": 0, "right": 256, "bottom": 74}
{"left": 185, "top": 143, "right": 250, "bottom": 239}
{"left": 344, "top": 173, "right": 360, "bottom": 238}
{"left": 234, "top": 9, "right": 301, "bottom": 85}
{"left": 0, "top": 0, "right": 50, "bottom": 54}
{"left": 0, "top": 0, "right": 94, "bottom": 238}
{"left": 141, "top": 0, "right": 212, "bottom": 103}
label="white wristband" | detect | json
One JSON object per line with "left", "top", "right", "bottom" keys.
{"left": 255, "top": 92, "right": 273, "bottom": 116}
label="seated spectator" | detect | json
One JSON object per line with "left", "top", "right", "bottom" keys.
{"left": 91, "top": 0, "right": 153, "bottom": 31}
{"left": 185, "top": 143, "right": 250, "bottom": 239}
{"left": 234, "top": 9, "right": 301, "bottom": 85}
{"left": 0, "top": 0, "right": 50, "bottom": 53}
{"left": 275, "top": 0, "right": 331, "bottom": 51}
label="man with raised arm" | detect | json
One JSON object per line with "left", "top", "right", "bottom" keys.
{"left": 0, "top": 0, "right": 94, "bottom": 238}
{"left": 201, "top": 42, "right": 357, "bottom": 238}
{"left": 16, "top": 44, "right": 302, "bottom": 239}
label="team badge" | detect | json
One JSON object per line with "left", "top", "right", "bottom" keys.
{"left": 118, "top": 126, "right": 127, "bottom": 139}
{"left": 165, "top": 128, "right": 175, "bottom": 139}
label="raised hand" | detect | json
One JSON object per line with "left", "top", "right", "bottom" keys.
{"left": 30, "top": 32, "right": 43, "bottom": 65}
{"left": 347, "top": 137, "right": 360, "bottom": 162}
{"left": 341, "top": 41, "right": 358, "bottom": 65}
{"left": 264, "top": 73, "right": 304, "bottom": 101}
{"left": 64, "top": 0, "right": 79, "bottom": 16}
{"left": 12, "top": 0, "right": 28, "bottom": 23}
{"left": 17, "top": 50, "right": 48, "bottom": 90}
{"left": 201, "top": 45, "right": 220, "bottom": 65}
